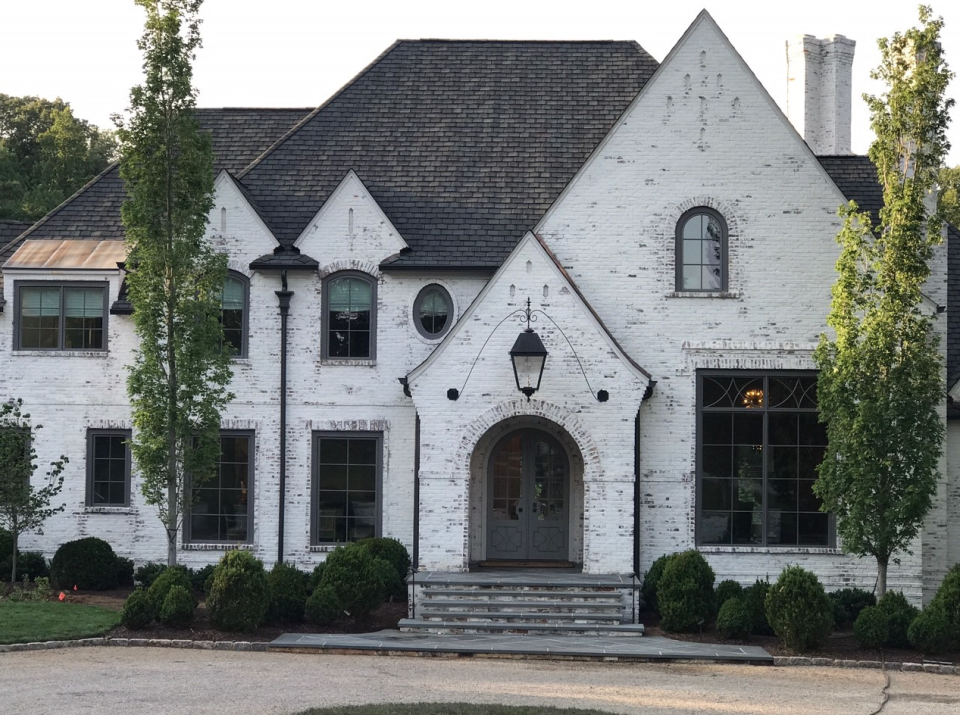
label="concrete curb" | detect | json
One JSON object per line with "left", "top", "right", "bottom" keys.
{"left": 772, "top": 655, "right": 958, "bottom": 675}
{"left": 0, "top": 638, "right": 956, "bottom": 675}
{"left": 0, "top": 638, "right": 269, "bottom": 654}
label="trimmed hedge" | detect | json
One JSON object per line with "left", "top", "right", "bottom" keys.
{"left": 765, "top": 565, "right": 833, "bottom": 652}
{"left": 206, "top": 551, "right": 270, "bottom": 632}
{"left": 743, "top": 579, "right": 774, "bottom": 636}
{"left": 656, "top": 550, "right": 715, "bottom": 633}
{"left": 908, "top": 605, "right": 954, "bottom": 655}
{"left": 927, "top": 563, "right": 960, "bottom": 649}
{"left": 305, "top": 584, "right": 341, "bottom": 627}
{"left": 50, "top": 537, "right": 119, "bottom": 590}
{"left": 715, "top": 580, "right": 743, "bottom": 610}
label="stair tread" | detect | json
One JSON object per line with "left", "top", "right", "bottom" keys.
{"left": 418, "top": 610, "right": 624, "bottom": 621}
{"left": 399, "top": 618, "right": 645, "bottom": 634}
{"left": 423, "top": 600, "right": 622, "bottom": 609}
{"left": 422, "top": 589, "right": 622, "bottom": 598}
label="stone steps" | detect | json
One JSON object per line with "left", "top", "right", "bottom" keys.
{"left": 405, "top": 571, "right": 643, "bottom": 636}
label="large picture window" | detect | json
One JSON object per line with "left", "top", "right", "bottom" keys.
{"left": 187, "top": 432, "right": 254, "bottom": 543}
{"left": 312, "top": 433, "right": 381, "bottom": 544}
{"left": 86, "top": 430, "right": 131, "bottom": 506}
{"left": 697, "top": 372, "right": 830, "bottom": 547}
{"left": 322, "top": 273, "right": 376, "bottom": 359}
{"left": 15, "top": 283, "right": 107, "bottom": 351}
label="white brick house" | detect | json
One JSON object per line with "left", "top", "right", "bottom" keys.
{"left": 2, "top": 11, "right": 958, "bottom": 606}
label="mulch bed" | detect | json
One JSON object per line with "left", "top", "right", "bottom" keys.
{"left": 21, "top": 586, "right": 407, "bottom": 643}
{"left": 641, "top": 613, "right": 960, "bottom": 665}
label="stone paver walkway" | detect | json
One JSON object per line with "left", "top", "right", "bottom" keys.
{"left": 270, "top": 629, "right": 772, "bottom": 662}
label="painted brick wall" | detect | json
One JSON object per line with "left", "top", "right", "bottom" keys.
{"left": 536, "top": 15, "right": 951, "bottom": 603}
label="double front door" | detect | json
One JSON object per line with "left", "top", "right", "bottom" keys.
{"left": 487, "top": 428, "right": 569, "bottom": 561}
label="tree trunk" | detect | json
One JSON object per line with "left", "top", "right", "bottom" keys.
{"left": 10, "top": 523, "right": 18, "bottom": 583}
{"left": 877, "top": 556, "right": 889, "bottom": 598}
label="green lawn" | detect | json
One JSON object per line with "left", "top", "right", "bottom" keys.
{"left": 296, "top": 706, "right": 617, "bottom": 715}
{"left": 0, "top": 601, "right": 120, "bottom": 645}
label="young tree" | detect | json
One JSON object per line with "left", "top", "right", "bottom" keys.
{"left": 938, "top": 165, "right": 960, "bottom": 227}
{"left": 0, "top": 399, "right": 67, "bottom": 583}
{"left": 815, "top": 6, "right": 953, "bottom": 596}
{"left": 116, "top": 0, "right": 231, "bottom": 566}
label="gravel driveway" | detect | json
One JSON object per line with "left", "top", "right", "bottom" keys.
{"left": 1, "top": 648, "right": 959, "bottom": 715}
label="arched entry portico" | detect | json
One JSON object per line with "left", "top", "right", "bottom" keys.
{"left": 468, "top": 413, "right": 586, "bottom": 566}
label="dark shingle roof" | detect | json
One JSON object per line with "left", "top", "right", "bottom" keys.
{"left": 819, "top": 154, "right": 960, "bottom": 391}
{"left": 237, "top": 40, "right": 659, "bottom": 268}
{"left": 0, "top": 220, "right": 31, "bottom": 246}
{"left": 3, "top": 108, "right": 313, "bottom": 252}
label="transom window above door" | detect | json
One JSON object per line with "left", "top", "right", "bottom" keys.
{"left": 676, "top": 208, "right": 727, "bottom": 292}
{"left": 323, "top": 273, "right": 376, "bottom": 359}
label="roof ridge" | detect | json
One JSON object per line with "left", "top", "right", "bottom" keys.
{"left": 401, "top": 38, "right": 636, "bottom": 44}
{"left": 236, "top": 41, "right": 404, "bottom": 179}
{"left": 195, "top": 106, "right": 316, "bottom": 112}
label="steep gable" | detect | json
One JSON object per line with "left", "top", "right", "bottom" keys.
{"left": 237, "top": 40, "right": 659, "bottom": 269}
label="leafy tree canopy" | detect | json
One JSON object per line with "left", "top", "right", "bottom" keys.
{"left": 815, "top": 5, "right": 953, "bottom": 596}
{"left": 0, "top": 95, "right": 116, "bottom": 221}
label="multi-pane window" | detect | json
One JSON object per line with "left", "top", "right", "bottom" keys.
{"left": 220, "top": 273, "right": 247, "bottom": 357}
{"left": 313, "top": 434, "right": 380, "bottom": 543}
{"left": 697, "top": 373, "right": 830, "bottom": 547}
{"left": 413, "top": 284, "right": 453, "bottom": 338}
{"left": 87, "top": 431, "right": 131, "bottom": 506}
{"left": 188, "top": 433, "right": 254, "bottom": 543}
{"left": 17, "top": 284, "right": 107, "bottom": 350}
{"left": 324, "top": 274, "right": 375, "bottom": 359}
{"left": 677, "top": 208, "right": 726, "bottom": 292}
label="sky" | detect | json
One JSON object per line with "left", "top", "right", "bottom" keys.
{"left": 3, "top": 0, "right": 960, "bottom": 164}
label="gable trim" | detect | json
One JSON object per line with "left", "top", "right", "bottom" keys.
{"left": 406, "top": 231, "right": 651, "bottom": 387}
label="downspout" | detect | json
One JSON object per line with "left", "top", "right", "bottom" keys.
{"left": 275, "top": 270, "right": 293, "bottom": 563}
{"left": 633, "top": 406, "right": 641, "bottom": 581}
{"left": 413, "top": 413, "right": 421, "bottom": 571}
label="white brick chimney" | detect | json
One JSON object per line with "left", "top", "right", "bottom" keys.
{"left": 786, "top": 34, "right": 856, "bottom": 155}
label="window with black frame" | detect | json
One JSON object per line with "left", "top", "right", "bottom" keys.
{"left": 313, "top": 434, "right": 380, "bottom": 543}
{"left": 697, "top": 373, "right": 830, "bottom": 547}
{"left": 188, "top": 433, "right": 253, "bottom": 543}
{"left": 323, "top": 274, "right": 375, "bottom": 359}
{"left": 87, "top": 431, "right": 131, "bottom": 506}
{"left": 220, "top": 273, "right": 247, "bottom": 357}
{"left": 17, "top": 283, "right": 107, "bottom": 350}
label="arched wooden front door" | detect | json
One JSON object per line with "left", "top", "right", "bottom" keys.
{"left": 487, "top": 428, "right": 569, "bottom": 561}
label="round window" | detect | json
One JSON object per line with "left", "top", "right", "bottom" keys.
{"left": 414, "top": 285, "right": 453, "bottom": 338}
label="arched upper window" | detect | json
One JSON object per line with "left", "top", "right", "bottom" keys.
{"left": 413, "top": 284, "right": 453, "bottom": 339}
{"left": 323, "top": 272, "right": 376, "bottom": 359}
{"left": 676, "top": 207, "right": 727, "bottom": 292}
{"left": 221, "top": 272, "right": 248, "bottom": 357}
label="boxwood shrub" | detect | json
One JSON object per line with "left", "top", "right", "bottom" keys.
{"left": 853, "top": 606, "right": 889, "bottom": 649}
{"left": 641, "top": 553, "right": 675, "bottom": 615}
{"left": 268, "top": 562, "right": 308, "bottom": 624}
{"left": 926, "top": 563, "right": 960, "bottom": 649}
{"left": 908, "top": 605, "right": 954, "bottom": 655}
{"left": 715, "top": 580, "right": 743, "bottom": 610}
{"left": 765, "top": 565, "right": 832, "bottom": 652}
{"left": 357, "top": 537, "right": 410, "bottom": 600}
{"left": 121, "top": 588, "right": 155, "bottom": 630}
{"left": 159, "top": 584, "right": 196, "bottom": 628}
{"left": 656, "top": 550, "right": 715, "bottom": 633}
{"left": 876, "top": 591, "right": 918, "bottom": 649}
{"left": 829, "top": 588, "right": 876, "bottom": 628}
{"left": 743, "top": 579, "right": 774, "bottom": 636}
{"left": 321, "top": 544, "right": 387, "bottom": 619}
{"left": 50, "top": 537, "right": 119, "bottom": 590}
{"left": 206, "top": 551, "right": 270, "bottom": 632}
{"left": 305, "top": 584, "right": 341, "bottom": 627}
{"left": 146, "top": 566, "right": 193, "bottom": 614}
{"left": 716, "top": 596, "right": 752, "bottom": 640}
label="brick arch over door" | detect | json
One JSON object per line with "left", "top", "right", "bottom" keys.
{"left": 456, "top": 399, "right": 602, "bottom": 567}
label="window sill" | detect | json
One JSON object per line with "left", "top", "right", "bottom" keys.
{"left": 82, "top": 506, "right": 134, "bottom": 515}
{"left": 320, "top": 359, "right": 377, "bottom": 367}
{"left": 181, "top": 543, "right": 252, "bottom": 551}
{"left": 11, "top": 350, "right": 108, "bottom": 358}
{"left": 308, "top": 544, "right": 350, "bottom": 553}
{"left": 667, "top": 291, "right": 740, "bottom": 299}
{"left": 699, "top": 546, "right": 841, "bottom": 555}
